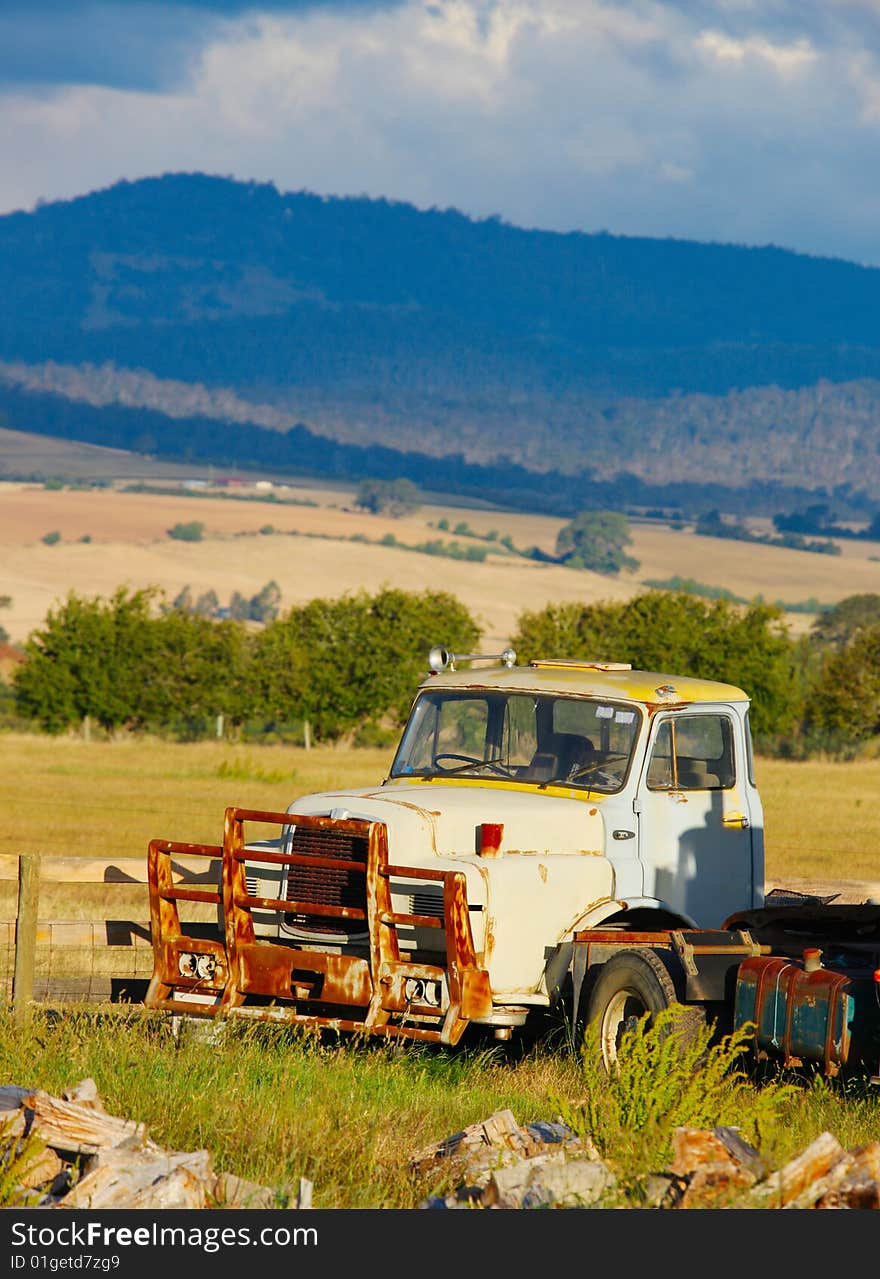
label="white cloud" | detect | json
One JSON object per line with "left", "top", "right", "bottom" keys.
{"left": 2, "top": 0, "right": 880, "bottom": 264}
{"left": 696, "top": 30, "right": 818, "bottom": 75}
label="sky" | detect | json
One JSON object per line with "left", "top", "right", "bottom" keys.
{"left": 3, "top": 0, "right": 880, "bottom": 266}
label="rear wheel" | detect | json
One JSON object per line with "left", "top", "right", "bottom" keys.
{"left": 584, "top": 947, "right": 678, "bottom": 1073}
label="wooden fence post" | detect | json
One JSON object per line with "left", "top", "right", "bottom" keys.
{"left": 12, "top": 853, "right": 39, "bottom": 1023}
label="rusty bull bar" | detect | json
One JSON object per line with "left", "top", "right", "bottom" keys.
{"left": 145, "top": 806, "right": 492, "bottom": 1045}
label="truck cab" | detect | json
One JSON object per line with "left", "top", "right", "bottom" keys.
{"left": 146, "top": 648, "right": 765, "bottom": 1045}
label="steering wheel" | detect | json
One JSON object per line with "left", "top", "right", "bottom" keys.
{"left": 433, "top": 753, "right": 483, "bottom": 770}
{"left": 432, "top": 753, "right": 513, "bottom": 777}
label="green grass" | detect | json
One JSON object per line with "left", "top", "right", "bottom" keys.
{"left": 555, "top": 1006, "right": 799, "bottom": 1199}
{"left": 1, "top": 1004, "right": 876, "bottom": 1209}
{"left": 0, "top": 1115, "right": 49, "bottom": 1208}
{"left": 214, "top": 757, "right": 296, "bottom": 786}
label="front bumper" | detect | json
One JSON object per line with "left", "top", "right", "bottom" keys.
{"left": 145, "top": 806, "right": 492, "bottom": 1045}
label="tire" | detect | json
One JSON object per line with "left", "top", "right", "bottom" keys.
{"left": 583, "top": 947, "right": 678, "bottom": 1074}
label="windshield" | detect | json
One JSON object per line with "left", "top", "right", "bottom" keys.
{"left": 390, "top": 689, "right": 641, "bottom": 793}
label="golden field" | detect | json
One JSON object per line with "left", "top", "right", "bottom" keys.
{"left": 2, "top": 472, "right": 880, "bottom": 652}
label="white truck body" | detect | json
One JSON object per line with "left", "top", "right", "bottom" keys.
{"left": 146, "top": 650, "right": 766, "bottom": 1043}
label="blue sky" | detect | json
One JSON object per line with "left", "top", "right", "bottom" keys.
{"left": 3, "top": 1, "right": 880, "bottom": 265}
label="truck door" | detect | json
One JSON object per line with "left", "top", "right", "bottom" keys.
{"left": 634, "top": 708, "right": 756, "bottom": 928}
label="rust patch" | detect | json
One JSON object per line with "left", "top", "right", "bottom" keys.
{"left": 645, "top": 700, "right": 689, "bottom": 715}
{"left": 483, "top": 916, "right": 496, "bottom": 964}
{"left": 148, "top": 804, "right": 492, "bottom": 1046}
{"left": 479, "top": 822, "right": 504, "bottom": 858}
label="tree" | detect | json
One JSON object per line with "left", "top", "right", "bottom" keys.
{"left": 360, "top": 587, "right": 481, "bottom": 725}
{"left": 169, "top": 586, "right": 194, "bottom": 614}
{"left": 810, "top": 594, "right": 880, "bottom": 651}
{"left": 554, "top": 511, "right": 639, "bottom": 575}
{"left": 167, "top": 521, "right": 205, "bottom": 542}
{"left": 354, "top": 478, "right": 421, "bottom": 517}
{"left": 807, "top": 624, "right": 880, "bottom": 747}
{"left": 169, "top": 581, "right": 280, "bottom": 624}
{"left": 194, "top": 589, "right": 220, "bottom": 618}
{"left": 249, "top": 579, "right": 281, "bottom": 623}
{"left": 228, "top": 591, "right": 250, "bottom": 621}
{"left": 695, "top": 510, "right": 745, "bottom": 540}
{"left": 12, "top": 587, "right": 161, "bottom": 733}
{"left": 139, "top": 611, "right": 252, "bottom": 734}
{"left": 773, "top": 503, "right": 834, "bottom": 535}
{"left": 251, "top": 587, "right": 480, "bottom": 741}
{"left": 511, "top": 590, "right": 800, "bottom": 740}
{"left": 863, "top": 511, "right": 880, "bottom": 540}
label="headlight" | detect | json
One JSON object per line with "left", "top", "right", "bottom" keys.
{"left": 403, "top": 977, "right": 442, "bottom": 1007}
{"left": 178, "top": 952, "right": 218, "bottom": 981}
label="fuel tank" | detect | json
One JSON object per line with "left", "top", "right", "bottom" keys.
{"left": 733, "top": 951, "right": 875, "bottom": 1076}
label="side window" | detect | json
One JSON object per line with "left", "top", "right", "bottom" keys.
{"left": 646, "top": 721, "right": 674, "bottom": 789}
{"left": 647, "top": 714, "right": 736, "bottom": 790}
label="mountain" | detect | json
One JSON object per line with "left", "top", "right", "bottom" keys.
{"left": 2, "top": 172, "right": 880, "bottom": 518}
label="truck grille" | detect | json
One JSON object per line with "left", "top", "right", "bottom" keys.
{"left": 411, "top": 888, "right": 444, "bottom": 919}
{"left": 283, "top": 825, "right": 369, "bottom": 938}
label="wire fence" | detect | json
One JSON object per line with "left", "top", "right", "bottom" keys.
{"left": 5, "top": 854, "right": 879, "bottom": 1013}
{"left": 3, "top": 852, "right": 220, "bottom": 1010}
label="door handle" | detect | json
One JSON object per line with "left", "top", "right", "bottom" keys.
{"left": 722, "top": 812, "right": 749, "bottom": 829}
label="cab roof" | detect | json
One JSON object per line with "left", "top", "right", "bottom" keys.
{"left": 419, "top": 658, "right": 749, "bottom": 705}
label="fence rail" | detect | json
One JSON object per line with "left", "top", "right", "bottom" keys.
{"left": 3, "top": 852, "right": 222, "bottom": 1013}
{"left": 6, "top": 854, "right": 879, "bottom": 1017}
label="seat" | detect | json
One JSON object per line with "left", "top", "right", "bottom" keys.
{"left": 525, "top": 752, "right": 558, "bottom": 783}
{"left": 678, "top": 762, "right": 721, "bottom": 789}
{"left": 544, "top": 733, "right": 596, "bottom": 781}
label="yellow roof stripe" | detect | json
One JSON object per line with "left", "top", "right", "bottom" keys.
{"left": 420, "top": 663, "right": 748, "bottom": 703}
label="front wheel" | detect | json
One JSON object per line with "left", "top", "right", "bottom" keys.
{"left": 584, "top": 947, "right": 678, "bottom": 1074}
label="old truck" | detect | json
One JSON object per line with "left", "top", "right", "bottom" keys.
{"left": 145, "top": 646, "right": 880, "bottom": 1079}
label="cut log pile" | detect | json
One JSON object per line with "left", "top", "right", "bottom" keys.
{"left": 4, "top": 1083, "right": 879, "bottom": 1209}
{"left": 0, "top": 1079, "right": 312, "bottom": 1210}
{"left": 412, "top": 1108, "right": 880, "bottom": 1209}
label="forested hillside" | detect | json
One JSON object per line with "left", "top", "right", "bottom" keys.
{"left": 3, "top": 173, "right": 880, "bottom": 515}
{"left": 0, "top": 378, "right": 839, "bottom": 520}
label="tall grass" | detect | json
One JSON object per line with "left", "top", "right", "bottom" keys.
{"left": 0, "top": 1118, "right": 49, "bottom": 1209}
{"left": 1, "top": 1005, "right": 877, "bottom": 1209}
{"left": 555, "top": 1006, "right": 799, "bottom": 1200}
{"left": 0, "top": 1007, "right": 586, "bottom": 1209}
